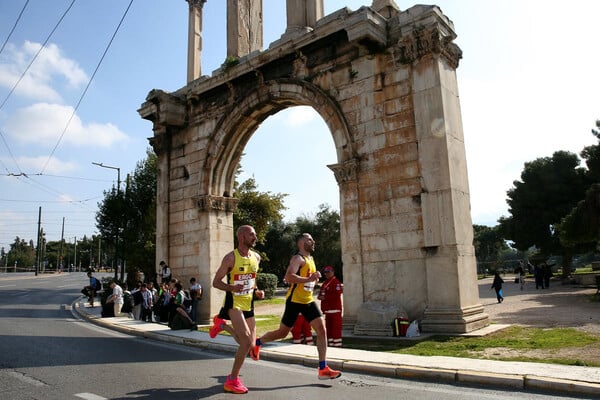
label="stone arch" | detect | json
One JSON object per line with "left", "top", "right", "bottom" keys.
{"left": 205, "top": 78, "right": 355, "bottom": 198}
{"left": 140, "top": 4, "right": 490, "bottom": 334}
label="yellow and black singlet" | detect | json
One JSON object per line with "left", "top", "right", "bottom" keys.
{"left": 286, "top": 254, "right": 316, "bottom": 304}
{"left": 224, "top": 249, "right": 260, "bottom": 312}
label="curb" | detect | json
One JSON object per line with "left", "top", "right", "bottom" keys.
{"left": 72, "top": 300, "right": 600, "bottom": 398}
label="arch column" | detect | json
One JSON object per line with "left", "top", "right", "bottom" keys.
{"left": 328, "top": 159, "right": 362, "bottom": 326}
{"left": 284, "top": 0, "right": 324, "bottom": 36}
{"left": 405, "top": 28, "right": 489, "bottom": 332}
{"left": 195, "top": 195, "right": 239, "bottom": 323}
{"left": 186, "top": 0, "right": 206, "bottom": 82}
{"left": 227, "top": 0, "right": 263, "bottom": 58}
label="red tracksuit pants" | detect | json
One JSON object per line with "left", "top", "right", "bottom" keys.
{"left": 324, "top": 311, "right": 342, "bottom": 347}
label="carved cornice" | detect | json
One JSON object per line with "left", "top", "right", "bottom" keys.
{"left": 396, "top": 27, "right": 462, "bottom": 69}
{"left": 196, "top": 195, "right": 239, "bottom": 213}
{"left": 186, "top": 0, "right": 206, "bottom": 10}
{"left": 139, "top": 89, "right": 187, "bottom": 129}
{"left": 148, "top": 132, "right": 170, "bottom": 156}
{"left": 328, "top": 158, "right": 359, "bottom": 184}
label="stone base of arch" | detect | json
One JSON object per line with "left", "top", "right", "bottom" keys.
{"left": 421, "top": 304, "right": 489, "bottom": 334}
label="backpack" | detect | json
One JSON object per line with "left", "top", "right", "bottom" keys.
{"left": 170, "top": 313, "right": 192, "bottom": 330}
{"left": 133, "top": 290, "right": 143, "bottom": 306}
{"left": 122, "top": 292, "right": 134, "bottom": 313}
{"left": 182, "top": 290, "right": 192, "bottom": 308}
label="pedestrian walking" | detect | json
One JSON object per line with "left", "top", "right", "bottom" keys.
{"left": 491, "top": 272, "right": 504, "bottom": 303}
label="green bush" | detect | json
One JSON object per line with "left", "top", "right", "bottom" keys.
{"left": 256, "top": 273, "right": 278, "bottom": 299}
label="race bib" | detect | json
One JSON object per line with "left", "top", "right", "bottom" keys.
{"left": 234, "top": 273, "right": 256, "bottom": 296}
{"left": 304, "top": 281, "right": 315, "bottom": 292}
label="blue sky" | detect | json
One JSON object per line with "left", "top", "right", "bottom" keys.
{"left": 1, "top": 0, "right": 599, "bottom": 251}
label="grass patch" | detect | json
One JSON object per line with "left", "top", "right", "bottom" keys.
{"left": 256, "top": 297, "right": 285, "bottom": 306}
{"left": 343, "top": 326, "right": 600, "bottom": 366}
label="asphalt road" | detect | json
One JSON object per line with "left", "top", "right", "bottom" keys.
{"left": 0, "top": 272, "right": 586, "bottom": 399}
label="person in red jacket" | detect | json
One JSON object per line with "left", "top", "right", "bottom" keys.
{"left": 318, "top": 265, "right": 343, "bottom": 347}
{"left": 291, "top": 313, "right": 314, "bottom": 345}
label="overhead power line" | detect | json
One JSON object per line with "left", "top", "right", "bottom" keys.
{"left": 0, "top": 128, "right": 24, "bottom": 174}
{"left": 1, "top": 172, "right": 112, "bottom": 183}
{"left": 0, "top": 0, "right": 76, "bottom": 112}
{"left": 40, "top": 0, "right": 135, "bottom": 174}
{"left": 0, "top": 0, "right": 30, "bottom": 57}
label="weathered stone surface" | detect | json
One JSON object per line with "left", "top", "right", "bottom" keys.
{"left": 140, "top": 3, "right": 488, "bottom": 333}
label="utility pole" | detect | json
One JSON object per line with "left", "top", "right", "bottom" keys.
{"left": 35, "top": 206, "right": 41, "bottom": 276}
{"left": 92, "top": 162, "right": 121, "bottom": 280}
{"left": 59, "top": 217, "right": 65, "bottom": 272}
{"left": 74, "top": 236, "right": 77, "bottom": 272}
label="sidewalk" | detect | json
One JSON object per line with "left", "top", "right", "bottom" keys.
{"left": 72, "top": 299, "right": 600, "bottom": 398}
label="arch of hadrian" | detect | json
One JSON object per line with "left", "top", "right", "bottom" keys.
{"left": 139, "top": 0, "right": 489, "bottom": 334}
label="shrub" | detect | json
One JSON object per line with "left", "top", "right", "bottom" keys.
{"left": 256, "top": 273, "right": 278, "bottom": 299}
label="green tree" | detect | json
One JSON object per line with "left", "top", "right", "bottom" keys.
{"left": 96, "top": 150, "right": 157, "bottom": 283}
{"left": 120, "top": 152, "right": 157, "bottom": 285}
{"left": 7, "top": 237, "right": 35, "bottom": 270}
{"left": 96, "top": 183, "right": 124, "bottom": 277}
{"left": 256, "top": 220, "right": 297, "bottom": 277}
{"left": 233, "top": 176, "right": 287, "bottom": 245}
{"left": 499, "top": 151, "right": 588, "bottom": 278}
{"left": 581, "top": 120, "right": 600, "bottom": 183}
{"left": 473, "top": 224, "right": 509, "bottom": 272}
{"left": 294, "top": 204, "right": 342, "bottom": 281}
{"left": 558, "top": 183, "right": 600, "bottom": 251}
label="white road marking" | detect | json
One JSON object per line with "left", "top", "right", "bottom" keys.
{"left": 74, "top": 393, "right": 108, "bottom": 400}
{"left": 0, "top": 284, "right": 16, "bottom": 288}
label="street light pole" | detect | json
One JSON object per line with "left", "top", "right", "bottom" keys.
{"left": 93, "top": 162, "right": 122, "bottom": 281}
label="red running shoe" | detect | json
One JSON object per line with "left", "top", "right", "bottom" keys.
{"left": 249, "top": 344, "right": 260, "bottom": 361}
{"left": 224, "top": 375, "right": 248, "bottom": 394}
{"left": 318, "top": 365, "right": 342, "bottom": 380}
{"left": 209, "top": 315, "right": 226, "bottom": 338}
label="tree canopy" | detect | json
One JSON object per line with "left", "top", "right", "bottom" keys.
{"left": 96, "top": 150, "right": 157, "bottom": 283}
{"left": 498, "top": 151, "right": 588, "bottom": 275}
{"left": 233, "top": 176, "right": 287, "bottom": 245}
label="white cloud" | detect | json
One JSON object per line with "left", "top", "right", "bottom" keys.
{"left": 4, "top": 102, "right": 128, "bottom": 147}
{"left": 5, "top": 155, "right": 78, "bottom": 175}
{"left": 0, "top": 41, "right": 88, "bottom": 102}
{"left": 271, "top": 105, "right": 318, "bottom": 127}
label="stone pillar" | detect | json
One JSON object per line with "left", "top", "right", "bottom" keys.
{"left": 371, "top": 0, "right": 400, "bottom": 18}
{"left": 285, "top": 0, "right": 324, "bottom": 35}
{"left": 227, "top": 0, "right": 263, "bottom": 58}
{"left": 196, "top": 195, "right": 239, "bottom": 324}
{"left": 138, "top": 89, "right": 186, "bottom": 290}
{"left": 149, "top": 129, "right": 171, "bottom": 275}
{"left": 405, "top": 26, "right": 489, "bottom": 333}
{"left": 186, "top": 0, "right": 206, "bottom": 82}
{"left": 328, "top": 159, "right": 361, "bottom": 327}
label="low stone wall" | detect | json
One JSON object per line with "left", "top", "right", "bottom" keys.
{"left": 571, "top": 273, "right": 600, "bottom": 286}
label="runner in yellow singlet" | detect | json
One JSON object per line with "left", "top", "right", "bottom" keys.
{"left": 252, "top": 233, "right": 342, "bottom": 380}
{"left": 210, "top": 225, "right": 264, "bottom": 394}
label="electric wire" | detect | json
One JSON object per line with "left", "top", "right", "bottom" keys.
{"left": 0, "top": 172, "right": 112, "bottom": 183}
{"left": 0, "top": 129, "right": 23, "bottom": 174}
{"left": 0, "top": 0, "right": 30, "bottom": 57}
{"left": 0, "top": 0, "right": 76, "bottom": 111}
{"left": 40, "top": 0, "right": 135, "bottom": 174}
